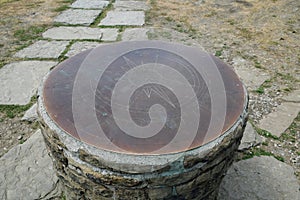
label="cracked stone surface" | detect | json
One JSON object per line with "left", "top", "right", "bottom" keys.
{"left": 14, "top": 40, "right": 69, "bottom": 59}
{"left": 114, "top": 1, "right": 149, "bottom": 11}
{"left": 70, "top": 0, "right": 109, "bottom": 9}
{"left": 43, "top": 27, "right": 102, "bottom": 40}
{"left": 99, "top": 11, "right": 145, "bottom": 26}
{"left": 0, "top": 61, "right": 57, "bottom": 105}
{"left": 232, "top": 57, "right": 270, "bottom": 90}
{"left": 0, "top": 130, "right": 59, "bottom": 200}
{"left": 21, "top": 103, "right": 38, "bottom": 122}
{"left": 54, "top": 9, "right": 101, "bottom": 26}
{"left": 65, "top": 41, "right": 101, "bottom": 57}
{"left": 258, "top": 102, "right": 300, "bottom": 137}
{"left": 122, "top": 28, "right": 149, "bottom": 41}
{"left": 238, "top": 122, "right": 264, "bottom": 151}
{"left": 218, "top": 156, "right": 300, "bottom": 200}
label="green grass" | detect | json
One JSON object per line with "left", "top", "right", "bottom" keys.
{"left": 0, "top": 59, "right": 8, "bottom": 69}
{"left": 262, "top": 141, "right": 268, "bottom": 146}
{"left": 254, "top": 60, "right": 262, "bottom": 69}
{"left": 14, "top": 25, "right": 47, "bottom": 41}
{"left": 215, "top": 50, "right": 222, "bottom": 57}
{"left": 0, "top": 96, "right": 36, "bottom": 118}
{"left": 59, "top": 0, "right": 73, "bottom": 3}
{"left": 276, "top": 72, "right": 294, "bottom": 81}
{"left": 280, "top": 112, "right": 299, "bottom": 143}
{"left": 19, "top": 139, "right": 26, "bottom": 144}
{"left": 91, "top": 1, "right": 114, "bottom": 28}
{"left": 255, "top": 86, "right": 264, "bottom": 94}
{"left": 61, "top": 192, "right": 66, "bottom": 200}
{"left": 242, "top": 148, "right": 284, "bottom": 162}
{"left": 255, "top": 127, "right": 279, "bottom": 140}
{"left": 53, "top": 5, "right": 69, "bottom": 12}
{"left": 227, "top": 19, "right": 236, "bottom": 25}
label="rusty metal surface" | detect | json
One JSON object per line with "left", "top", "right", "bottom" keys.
{"left": 43, "top": 41, "right": 246, "bottom": 155}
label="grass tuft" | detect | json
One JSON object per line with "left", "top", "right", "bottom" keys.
{"left": 0, "top": 95, "right": 37, "bottom": 118}
{"left": 255, "top": 127, "right": 279, "bottom": 140}
{"left": 14, "top": 25, "right": 47, "bottom": 41}
{"left": 53, "top": 5, "right": 69, "bottom": 12}
{"left": 242, "top": 148, "right": 284, "bottom": 162}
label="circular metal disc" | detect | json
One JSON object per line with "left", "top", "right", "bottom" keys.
{"left": 42, "top": 41, "right": 246, "bottom": 155}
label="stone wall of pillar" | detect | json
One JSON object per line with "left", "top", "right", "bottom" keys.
{"left": 38, "top": 96, "right": 248, "bottom": 200}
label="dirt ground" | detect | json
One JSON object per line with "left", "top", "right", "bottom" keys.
{"left": 0, "top": 0, "right": 299, "bottom": 181}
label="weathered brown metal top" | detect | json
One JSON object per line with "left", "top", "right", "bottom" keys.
{"left": 43, "top": 41, "right": 246, "bottom": 155}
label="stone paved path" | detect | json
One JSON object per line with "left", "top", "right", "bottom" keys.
{"left": 0, "top": 0, "right": 299, "bottom": 199}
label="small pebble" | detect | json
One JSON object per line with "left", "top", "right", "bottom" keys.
{"left": 18, "top": 135, "right": 23, "bottom": 140}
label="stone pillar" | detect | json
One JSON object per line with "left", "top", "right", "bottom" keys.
{"left": 38, "top": 41, "right": 248, "bottom": 200}
{"left": 38, "top": 100, "right": 247, "bottom": 200}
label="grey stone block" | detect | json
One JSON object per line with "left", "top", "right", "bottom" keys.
{"left": 282, "top": 89, "right": 300, "bottom": 103}
{"left": 114, "top": 1, "right": 149, "bottom": 11}
{"left": 66, "top": 41, "right": 101, "bottom": 57}
{"left": 99, "top": 11, "right": 145, "bottom": 26}
{"left": 14, "top": 40, "right": 69, "bottom": 59}
{"left": 219, "top": 156, "right": 300, "bottom": 200}
{"left": 54, "top": 9, "right": 101, "bottom": 26}
{"left": 71, "top": 0, "right": 109, "bottom": 9}
{"left": 232, "top": 57, "right": 270, "bottom": 90}
{"left": 258, "top": 102, "right": 300, "bottom": 137}
{"left": 21, "top": 103, "right": 38, "bottom": 122}
{"left": 0, "top": 61, "right": 57, "bottom": 105}
{"left": 43, "top": 27, "right": 102, "bottom": 40}
{"left": 122, "top": 28, "right": 149, "bottom": 41}
{"left": 101, "top": 28, "right": 119, "bottom": 41}
{"left": 238, "top": 122, "right": 264, "bottom": 150}
{"left": 0, "top": 130, "right": 59, "bottom": 200}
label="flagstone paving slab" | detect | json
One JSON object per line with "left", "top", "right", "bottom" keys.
{"left": 282, "top": 89, "right": 300, "bottom": 103}
{"left": 65, "top": 41, "right": 101, "bottom": 57}
{"left": 218, "top": 156, "right": 300, "bottom": 200}
{"left": 99, "top": 11, "right": 145, "bottom": 26}
{"left": 0, "top": 61, "right": 57, "bottom": 105}
{"left": 70, "top": 0, "right": 109, "bottom": 9}
{"left": 21, "top": 103, "right": 38, "bottom": 122}
{"left": 14, "top": 40, "right": 69, "bottom": 59}
{"left": 43, "top": 27, "right": 103, "bottom": 40}
{"left": 258, "top": 102, "right": 300, "bottom": 137}
{"left": 114, "top": 1, "right": 149, "bottom": 11}
{"left": 122, "top": 28, "right": 149, "bottom": 41}
{"left": 0, "top": 130, "right": 59, "bottom": 200}
{"left": 232, "top": 57, "right": 270, "bottom": 90}
{"left": 54, "top": 9, "right": 101, "bottom": 26}
{"left": 238, "top": 122, "right": 264, "bottom": 151}
{"left": 101, "top": 28, "right": 119, "bottom": 41}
